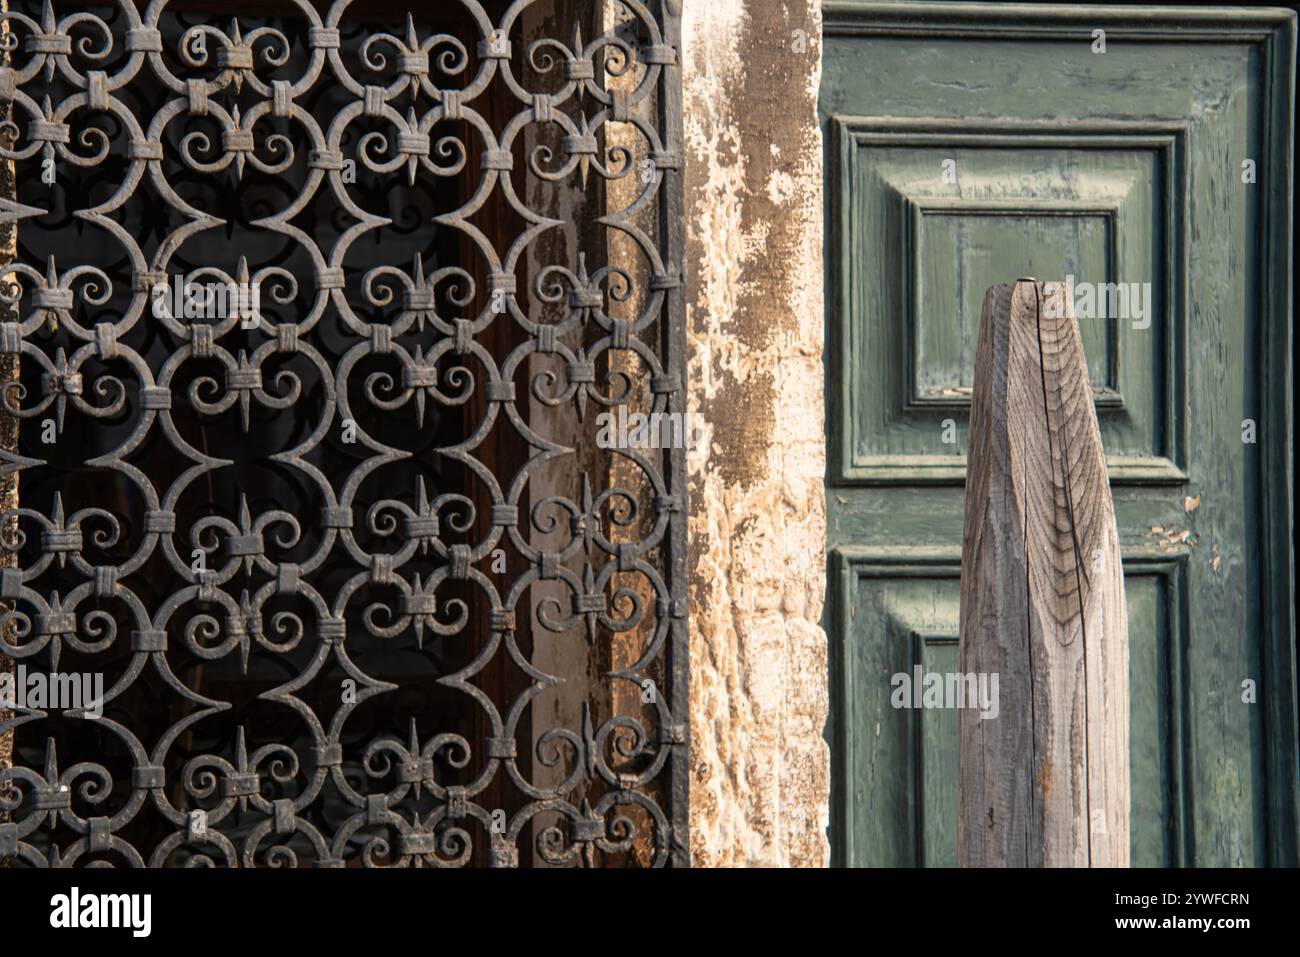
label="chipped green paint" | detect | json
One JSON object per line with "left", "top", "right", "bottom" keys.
{"left": 822, "top": 2, "right": 1296, "bottom": 867}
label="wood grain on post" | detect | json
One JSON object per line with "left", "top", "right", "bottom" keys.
{"left": 958, "top": 281, "right": 1129, "bottom": 867}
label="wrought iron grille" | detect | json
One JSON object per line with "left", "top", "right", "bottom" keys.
{"left": 0, "top": 0, "right": 687, "bottom": 867}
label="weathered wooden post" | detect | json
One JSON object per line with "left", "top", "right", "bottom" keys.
{"left": 958, "top": 280, "right": 1129, "bottom": 867}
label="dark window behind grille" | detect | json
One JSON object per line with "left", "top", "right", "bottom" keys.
{"left": 0, "top": 0, "right": 686, "bottom": 867}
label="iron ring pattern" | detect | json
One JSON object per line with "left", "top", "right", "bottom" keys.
{"left": 0, "top": 0, "right": 687, "bottom": 867}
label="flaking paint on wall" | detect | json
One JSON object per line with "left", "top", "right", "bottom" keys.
{"left": 682, "top": 0, "right": 829, "bottom": 867}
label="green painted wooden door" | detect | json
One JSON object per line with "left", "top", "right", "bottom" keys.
{"left": 821, "top": 2, "right": 1297, "bottom": 867}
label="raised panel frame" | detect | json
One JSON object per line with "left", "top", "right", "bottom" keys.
{"left": 829, "top": 116, "right": 1190, "bottom": 486}
{"left": 830, "top": 545, "right": 1192, "bottom": 868}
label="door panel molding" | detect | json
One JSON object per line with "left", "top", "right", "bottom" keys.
{"left": 830, "top": 545, "right": 1192, "bottom": 866}
{"left": 829, "top": 116, "right": 1189, "bottom": 486}
{"left": 824, "top": 2, "right": 1295, "bottom": 42}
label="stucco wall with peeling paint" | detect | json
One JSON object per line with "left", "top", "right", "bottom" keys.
{"left": 681, "top": 0, "right": 829, "bottom": 867}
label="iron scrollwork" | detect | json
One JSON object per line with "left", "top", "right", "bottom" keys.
{"left": 0, "top": 0, "right": 687, "bottom": 867}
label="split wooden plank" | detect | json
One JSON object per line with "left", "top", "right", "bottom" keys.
{"left": 958, "top": 280, "right": 1129, "bottom": 867}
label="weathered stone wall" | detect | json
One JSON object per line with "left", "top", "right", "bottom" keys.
{"left": 0, "top": 0, "right": 831, "bottom": 866}
{"left": 681, "top": 0, "right": 828, "bottom": 866}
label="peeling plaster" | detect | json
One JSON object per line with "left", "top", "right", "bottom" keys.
{"left": 682, "top": 0, "right": 828, "bottom": 867}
